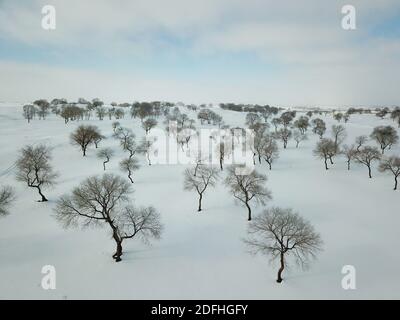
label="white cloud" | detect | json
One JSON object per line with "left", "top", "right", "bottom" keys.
{"left": 0, "top": 0, "right": 399, "bottom": 105}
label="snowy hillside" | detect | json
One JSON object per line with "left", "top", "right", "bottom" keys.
{"left": 0, "top": 102, "right": 399, "bottom": 299}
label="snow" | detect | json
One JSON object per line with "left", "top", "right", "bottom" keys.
{"left": 0, "top": 103, "right": 399, "bottom": 299}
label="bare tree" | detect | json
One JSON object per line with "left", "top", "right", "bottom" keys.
{"left": 142, "top": 118, "right": 158, "bottom": 134}
{"left": 341, "top": 144, "right": 357, "bottom": 170}
{"left": 378, "top": 156, "right": 400, "bottom": 190}
{"left": 354, "top": 146, "right": 381, "bottom": 178}
{"left": 251, "top": 128, "right": 268, "bottom": 164}
{"left": 112, "top": 121, "right": 121, "bottom": 133}
{"left": 93, "top": 129, "right": 105, "bottom": 149}
{"left": 70, "top": 125, "right": 100, "bottom": 156}
{"left": 273, "top": 128, "right": 292, "bottom": 149}
{"left": 123, "top": 136, "right": 140, "bottom": 159}
{"left": 23, "top": 104, "right": 36, "bottom": 123}
{"left": 139, "top": 137, "right": 155, "bottom": 165}
{"left": 224, "top": 166, "right": 272, "bottom": 221}
{"left": 355, "top": 135, "right": 368, "bottom": 151}
{"left": 216, "top": 140, "right": 232, "bottom": 171}
{"left": 370, "top": 126, "right": 399, "bottom": 154}
{"left": 96, "top": 106, "right": 107, "bottom": 120}
{"left": 244, "top": 207, "right": 323, "bottom": 283}
{"left": 293, "top": 116, "right": 309, "bottom": 134}
{"left": 0, "top": 186, "right": 15, "bottom": 216}
{"left": 293, "top": 130, "right": 308, "bottom": 148}
{"left": 245, "top": 113, "right": 261, "bottom": 127}
{"left": 97, "top": 148, "right": 114, "bottom": 171}
{"left": 184, "top": 165, "right": 219, "bottom": 212}
{"left": 119, "top": 157, "right": 140, "bottom": 183}
{"left": 261, "top": 136, "right": 279, "bottom": 170}
{"left": 54, "top": 174, "right": 163, "bottom": 262}
{"left": 34, "top": 99, "right": 50, "bottom": 120}
{"left": 193, "top": 155, "right": 205, "bottom": 177}
{"left": 331, "top": 125, "right": 346, "bottom": 152}
{"left": 16, "top": 144, "right": 58, "bottom": 201}
{"left": 113, "top": 127, "right": 134, "bottom": 150}
{"left": 312, "top": 118, "right": 326, "bottom": 139}
{"left": 313, "top": 138, "right": 336, "bottom": 170}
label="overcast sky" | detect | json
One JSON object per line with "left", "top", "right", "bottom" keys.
{"left": 0, "top": 0, "right": 399, "bottom": 106}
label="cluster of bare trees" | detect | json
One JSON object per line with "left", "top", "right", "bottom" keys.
{"left": 311, "top": 124, "right": 400, "bottom": 188}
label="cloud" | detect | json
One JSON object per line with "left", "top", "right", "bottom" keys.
{"left": 0, "top": 0, "right": 399, "bottom": 105}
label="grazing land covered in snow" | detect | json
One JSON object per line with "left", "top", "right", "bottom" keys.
{"left": 0, "top": 102, "right": 399, "bottom": 299}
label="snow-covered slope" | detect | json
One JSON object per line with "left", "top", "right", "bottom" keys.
{"left": 0, "top": 103, "right": 399, "bottom": 299}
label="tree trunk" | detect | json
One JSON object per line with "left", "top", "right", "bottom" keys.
{"left": 368, "top": 165, "right": 372, "bottom": 178}
{"left": 82, "top": 147, "right": 86, "bottom": 157}
{"left": 220, "top": 158, "right": 223, "bottom": 171}
{"left": 329, "top": 156, "right": 334, "bottom": 164}
{"left": 394, "top": 175, "right": 398, "bottom": 190}
{"left": 112, "top": 232, "right": 123, "bottom": 262}
{"left": 128, "top": 171, "right": 134, "bottom": 183}
{"left": 258, "top": 154, "right": 262, "bottom": 164}
{"left": 324, "top": 157, "right": 328, "bottom": 170}
{"left": 36, "top": 186, "right": 48, "bottom": 202}
{"left": 198, "top": 193, "right": 203, "bottom": 212}
{"left": 277, "top": 252, "right": 285, "bottom": 283}
{"left": 347, "top": 160, "right": 351, "bottom": 170}
{"left": 245, "top": 201, "right": 252, "bottom": 221}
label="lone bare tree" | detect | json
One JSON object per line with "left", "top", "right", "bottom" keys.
{"left": 113, "top": 127, "right": 134, "bottom": 150}
{"left": 312, "top": 118, "right": 326, "bottom": 139}
{"left": 184, "top": 165, "right": 219, "bottom": 212}
{"left": 0, "top": 186, "right": 15, "bottom": 216}
{"left": 378, "top": 156, "right": 400, "bottom": 190}
{"left": 370, "top": 126, "right": 399, "bottom": 154}
{"left": 93, "top": 129, "right": 105, "bottom": 149}
{"left": 97, "top": 148, "right": 114, "bottom": 171}
{"left": 120, "top": 157, "right": 140, "bottom": 183}
{"left": 112, "top": 121, "right": 121, "bottom": 133}
{"left": 354, "top": 146, "right": 381, "bottom": 178}
{"left": 341, "top": 144, "right": 357, "bottom": 170}
{"left": 54, "top": 174, "right": 163, "bottom": 262}
{"left": 70, "top": 125, "right": 100, "bottom": 156}
{"left": 16, "top": 144, "right": 58, "bottom": 201}
{"left": 224, "top": 166, "right": 272, "bottom": 221}
{"left": 142, "top": 118, "right": 158, "bottom": 134}
{"left": 216, "top": 141, "right": 232, "bottom": 171}
{"left": 139, "top": 137, "right": 155, "bottom": 165}
{"left": 355, "top": 135, "right": 368, "bottom": 151}
{"left": 293, "top": 130, "right": 308, "bottom": 148}
{"left": 23, "top": 104, "right": 36, "bottom": 123}
{"left": 331, "top": 125, "right": 346, "bottom": 152}
{"left": 261, "top": 136, "right": 279, "bottom": 170}
{"left": 244, "top": 207, "right": 323, "bottom": 283}
{"left": 313, "top": 138, "right": 336, "bottom": 170}
{"left": 273, "top": 128, "right": 292, "bottom": 149}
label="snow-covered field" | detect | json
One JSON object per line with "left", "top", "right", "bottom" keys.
{"left": 0, "top": 103, "right": 399, "bottom": 299}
